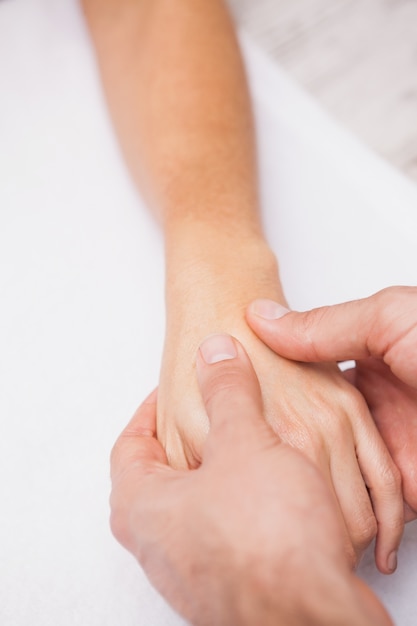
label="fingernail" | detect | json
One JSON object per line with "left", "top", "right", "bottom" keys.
{"left": 199, "top": 333, "right": 238, "bottom": 365}
{"left": 249, "top": 299, "right": 290, "bottom": 320}
{"left": 388, "top": 550, "right": 398, "bottom": 573}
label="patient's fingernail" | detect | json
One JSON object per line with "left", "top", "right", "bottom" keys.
{"left": 199, "top": 334, "right": 238, "bottom": 365}
{"left": 249, "top": 299, "right": 290, "bottom": 320}
{"left": 388, "top": 550, "right": 398, "bottom": 573}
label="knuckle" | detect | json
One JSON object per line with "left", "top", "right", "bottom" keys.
{"left": 203, "top": 365, "right": 250, "bottom": 409}
{"left": 361, "top": 516, "right": 378, "bottom": 546}
{"left": 297, "top": 308, "right": 330, "bottom": 359}
{"left": 379, "top": 461, "right": 402, "bottom": 495}
{"left": 376, "top": 286, "right": 399, "bottom": 303}
{"left": 341, "top": 385, "right": 369, "bottom": 423}
{"left": 376, "top": 285, "right": 415, "bottom": 307}
{"left": 374, "top": 286, "right": 405, "bottom": 315}
{"left": 329, "top": 281, "right": 417, "bottom": 356}
{"left": 285, "top": 426, "right": 327, "bottom": 463}
{"left": 373, "top": 287, "right": 417, "bottom": 351}
{"left": 204, "top": 370, "right": 236, "bottom": 403}
{"left": 352, "top": 512, "right": 378, "bottom": 550}
{"left": 325, "top": 405, "right": 352, "bottom": 439}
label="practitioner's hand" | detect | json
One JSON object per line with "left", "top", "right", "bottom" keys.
{"left": 110, "top": 335, "right": 393, "bottom": 626}
{"left": 247, "top": 286, "right": 417, "bottom": 526}
{"left": 157, "top": 236, "right": 403, "bottom": 575}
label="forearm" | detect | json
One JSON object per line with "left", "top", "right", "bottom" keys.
{"left": 82, "top": 0, "right": 262, "bottom": 233}
{"left": 82, "top": 0, "right": 287, "bottom": 350}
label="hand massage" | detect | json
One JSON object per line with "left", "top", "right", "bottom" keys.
{"left": 1, "top": 0, "right": 416, "bottom": 624}
{"left": 111, "top": 287, "right": 417, "bottom": 626}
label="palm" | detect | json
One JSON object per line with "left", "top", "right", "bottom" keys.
{"left": 349, "top": 357, "right": 417, "bottom": 522}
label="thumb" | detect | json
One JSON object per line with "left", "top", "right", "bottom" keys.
{"left": 246, "top": 298, "right": 374, "bottom": 363}
{"left": 196, "top": 333, "right": 280, "bottom": 450}
{"left": 246, "top": 288, "right": 417, "bottom": 388}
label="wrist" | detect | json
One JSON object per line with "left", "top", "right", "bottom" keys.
{"left": 164, "top": 221, "right": 285, "bottom": 310}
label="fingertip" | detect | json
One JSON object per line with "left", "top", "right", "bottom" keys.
{"left": 387, "top": 550, "right": 398, "bottom": 574}
{"left": 374, "top": 513, "right": 403, "bottom": 575}
{"left": 359, "top": 466, "right": 404, "bottom": 576}
{"left": 246, "top": 300, "right": 293, "bottom": 355}
{"left": 376, "top": 550, "right": 398, "bottom": 576}
{"left": 195, "top": 334, "right": 266, "bottom": 439}
{"left": 375, "top": 536, "right": 400, "bottom": 575}
{"left": 198, "top": 333, "right": 238, "bottom": 365}
{"left": 196, "top": 333, "right": 253, "bottom": 396}
{"left": 247, "top": 299, "right": 290, "bottom": 321}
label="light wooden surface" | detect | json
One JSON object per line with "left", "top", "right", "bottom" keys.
{"left": 228, "top": 0, "right": 417, "bottom": 183}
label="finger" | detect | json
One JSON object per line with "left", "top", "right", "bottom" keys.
{"left": 110, "top": 389, "right": 169, "bottom": 485}
{"left": 246, "top": 298, "right": 378, "bottom": 363}
{"left": 246, "top": 288, "right": 417, "bottom": 388}
{"left": 304, "top": 448, "right": 359, "bottom": 570}
{"left": 330, "top": 440, "right": 377, "bottom": 563}
{"left": 196, "top": 333, "right": 279, "bottom": 449}
{"left": 353, "top": 417, "right": 404, "bottom": 575}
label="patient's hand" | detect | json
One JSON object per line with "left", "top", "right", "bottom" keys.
{"left": 157, "top": 235, "right": 403, "bottom": 575}
{"left": 351, "top": 357, "right": 417, "bottom": 523}
{"left": 245, "top": 287, "right": 417, "bottom": 527}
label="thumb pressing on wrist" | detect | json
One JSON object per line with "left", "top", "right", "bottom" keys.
{"left": 245, "top": 299, "right": 319, "bottom": 361}
{"left": 247, "top": 293, "right": 408, "bottom": 369}
{"left": 246, "top": 299, "right": 350, "bottom": 364}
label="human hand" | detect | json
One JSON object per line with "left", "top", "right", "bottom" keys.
{"left": 246, "top": 286, "right": 417, "bottom": 525}
{"left": 111, "top": 334, "right": 393, "bottom": 626}
{"left": 157, "top": 236, "right": 403, "bottom": 574}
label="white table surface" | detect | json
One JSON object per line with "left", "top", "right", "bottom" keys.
{"left": 1, "top": 1, "right": 416, "bottom": 624}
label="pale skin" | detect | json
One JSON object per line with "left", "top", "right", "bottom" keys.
{"left": 246, "top": 285, "right": 417, "bottom": 525}
{"left": 110, "top": 334, "right": 394, "bottom": 626}
{"left": 81, "top": 0, "right": 404, "bottom": 572}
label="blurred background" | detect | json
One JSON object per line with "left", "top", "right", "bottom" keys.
{"left": 228, "top": 0, "right": 417, "bottom": 183}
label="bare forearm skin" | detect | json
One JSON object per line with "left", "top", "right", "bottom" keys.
{"left": 82, "top": 0, "right": 262, "bottom": 234}
{"left": 82, "top": 0, "right": 286, "bottom": 357}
